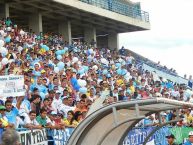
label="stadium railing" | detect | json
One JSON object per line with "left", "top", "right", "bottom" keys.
{"left": 0, "top": 125, "right": 191, "bottom": 145}
{"left": 79, "top": 0, "right": 150, "bottom": 22}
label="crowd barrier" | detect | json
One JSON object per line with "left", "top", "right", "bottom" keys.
{"left": 0, "top": 126, "right": 192, "bottom": 145}
{"left": 123, "top": 126, "right": 193, "bottom": 145}
{"left": 16, "top": 128, "right": 74, "bottom": 145}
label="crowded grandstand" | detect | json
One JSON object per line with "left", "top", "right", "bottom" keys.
{"left": 0, "top": 0, "right": 193, "bottom": 145}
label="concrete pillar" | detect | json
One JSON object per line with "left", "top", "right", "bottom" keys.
{"left": 58, "top": 21, "right": 72, "bottom": 45}
{"left": 108, "top": 33, "right": 119, "bottom": 50}
{"left": 0, "top": 3, "right": 9, "bottom": 19}
{"left": 29, "top": 13, "right": 43, "bottom": 34}
{"left": 97, "top": 35, "right": 108, "bottom": 48}
{"left": 84, "top": 27, "right": 97, "bottom": 47}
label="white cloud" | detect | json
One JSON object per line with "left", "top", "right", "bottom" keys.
{"left": 120, "top": 0, "right": 193, "bottom": 77}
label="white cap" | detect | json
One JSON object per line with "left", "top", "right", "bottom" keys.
{"left": 189, "top": 131, "right": 193, "bottom": 136}
{"left": 56, "top": 90, "right": 61, "bottom": 94}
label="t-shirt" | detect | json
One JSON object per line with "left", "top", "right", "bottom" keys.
{"left": 143, "top": 118, "right": 153, "bottom": 126}
{"left": 185, "top": 114, "right": 193, "bottom": 124}
{"left": 5, "top": 107, "right": 19, "bottom": 126}
{"left": 30, "top": 83, "right": 48, "bottom": 94}
{"left": 171, "top": 90, "right": 180, "bottom": 98}
{"left": 52, "top": 98, "right": 62, "bottom": 112}
{"left": 58, "top": 104, "right": 74, "bottom": 118}
{"left": 24, "top": 116, "right": 39, "bottom": 126}
{"left": 63, "top": 118, "right": 78, "bottom": 126}
{"left": 0, "top": 115, "right": 8, "bottom": 127}
{"left": 36, "top": 116, "right": 51, "bottom": 126}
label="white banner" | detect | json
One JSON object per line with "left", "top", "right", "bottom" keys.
{"left": 0, "top": 75, "right": 25, "bottom": 97}
{"left": 18, "top": 129, "right": 48, "bottom": 145}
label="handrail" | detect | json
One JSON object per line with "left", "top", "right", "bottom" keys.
{"left": 79, "top": 0, "right": 150, "bottom": 23}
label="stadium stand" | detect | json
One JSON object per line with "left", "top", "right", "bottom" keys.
{"left": 0, "top": 0, "right": 193, "bottom": 145}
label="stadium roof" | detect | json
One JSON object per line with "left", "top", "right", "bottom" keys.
{"left": 6, "top": 0, "right": 150, "bottom": 36}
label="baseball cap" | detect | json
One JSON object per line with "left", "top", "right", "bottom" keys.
{"left": 61, "top": 95, "right": 68, "bottom": 100}
{"left": 49, "top": 90, "right": 55, "bottom": 94}
{"left": 166, "top": 134, "right": 175, "bottom": 139}
{"left": 189, "top": 131, "right": 193, "bottom": 136}
{"left": 0, "top": 105, "right": 6, "bottom": 110}
{"left": 50, "top": 111, "right": 57, "bottom": 115}
{"left": 41, "top": 69, "right": 46, "bottom": 74}
{"left": 56, "top": 90, "right": 61, "bottom": 94}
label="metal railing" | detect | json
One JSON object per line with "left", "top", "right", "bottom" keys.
{"left": 79, "top": 0, "right": 150, "bottom": 22}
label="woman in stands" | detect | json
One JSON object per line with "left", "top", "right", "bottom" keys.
{"left": 74, "top": 111, "right": 83, "bottom": 123}
{"left": 63, "top": 110, "right": 78, "bottom": 128}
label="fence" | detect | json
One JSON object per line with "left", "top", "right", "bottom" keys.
{"left": 79, "top": 0, "right": 150, "bottom": 22}
{"left": 0, "top": 126, "right": 192, "bottom": 145}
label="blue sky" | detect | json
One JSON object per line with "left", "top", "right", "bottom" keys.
{"left": 119, "top": 0, "right": 193, "bottom": 77}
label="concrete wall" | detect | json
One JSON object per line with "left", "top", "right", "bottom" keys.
{"left": 53, "top": 0, "right": 150, "bottom": 30}
{"left": 29, "top": 13, "right": 43, "bottom": 34}
{"left": 0, "top": 3, "right": 9, "bottom": 19}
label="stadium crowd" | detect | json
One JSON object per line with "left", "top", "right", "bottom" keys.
{"left": 0, "top": 17, "right": 193, "bottom": 141}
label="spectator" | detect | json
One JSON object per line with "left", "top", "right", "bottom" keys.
{"left": 36, "top": 108, "right": 52, "bottom": 128}
{"left": 74, "top": 99, "right": 87, "bottom": 113}
{"left": 63, "top": 110, "right": 78, "bottom": 128}
{"left": 1, "top": 129, "right": 21, "bottom": 145}
{"left": 165, "top": 134, "right": 178, "bottom": 145}
{"left": 30, "top": 94, "right": 41, "bottom": 116}
{"left": 184, "top": 108, "right": 193, "bottom": 127}
{"left": 188, "top": 75, "right": 193, "bottom": 89}
{"left": 58, "top": 96, "right": 74, "bottom": 118}
{"left": 23, "top": 110, "right": 42, "bottom": 129}
{"left": 74, "top": 111, "right": 83, "bottom": 123}
{"left": 0, "top": 105, "right": 9, "bottom": 128}
{"left": 47, "top": 111, "right": 65, "bottom": 130}
{"left": 184, "top": 131, "right": 193, "bottom": 145}
{"left": 5, "top": 96, "right": 24, "bottom": 127}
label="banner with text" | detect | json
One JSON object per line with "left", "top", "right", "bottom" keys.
{"left": 0, "top": 75, "right": 25, "bottom": 97}
{"left": 123, "top": 126, "right": 170, "bottom": 145}
{"left": 123, "top": 127, "right": 154, "bottom": 145}
{"left": 18, "top": 129, "right": 48, "bottom": 145}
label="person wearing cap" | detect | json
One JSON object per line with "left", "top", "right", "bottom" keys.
{"left": 51, "top": 90, "right": 62, "bottom": 112}
{"left": 184, "top": 131, "right": 193, "bottom": 145}
{"left": 32, "top": 63, "right": 41, "bottom": 81}
{"left": 0, "top": 105, "right": 9, "bottom": 128}
{"left": 166, "top": 134, "right": 178, "bottom": 145}
{"left": 47, "top": 111, "right": 65, "bottom": 130}
{"left": 58, "top": 96, "right": 74, "bottom": 118}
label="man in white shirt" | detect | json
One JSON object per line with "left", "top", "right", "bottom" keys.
{"left": 24, "top": 110, "right": 42, "bottom": 129}
{"left": 58, "top": 96, "right": 74, "bottom": 118}
{"left": 171, "top": 86, "right": 180, "bottom": 99}
{"left": 52, "top": 91, "right": 62, "bottom": 112}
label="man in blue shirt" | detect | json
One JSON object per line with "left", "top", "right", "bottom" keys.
{"left": 30, "top": 77, "right": 48, "bottom": 95}
{"left": 5, "top": 96, "right": 24, "bottom": 127}
{"left": 184, "top": 131, "right": 193, "bottom": 145}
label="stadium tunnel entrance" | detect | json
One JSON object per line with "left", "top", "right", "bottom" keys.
{"left": 66, "top": 98, "right": 193, "bottom": 145}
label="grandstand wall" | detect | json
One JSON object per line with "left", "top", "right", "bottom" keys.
{"left": 0, "top": 0, "right": 150, "bottom": 49}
